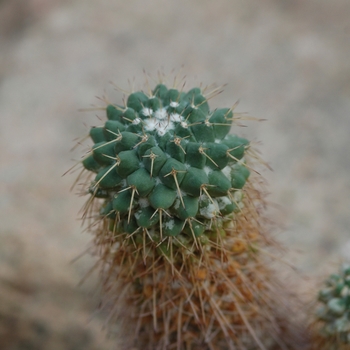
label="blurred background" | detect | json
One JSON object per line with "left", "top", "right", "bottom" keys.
{"left": 0, "top": 0, "right": 349, "bottom": 348}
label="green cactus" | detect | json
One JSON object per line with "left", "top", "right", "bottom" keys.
{"left": 85, "top": 85, "right": 249, "bottom": 235}
{"left": 311, "top": 264, "right": 350, "bottom": 349}
{"left": 75, "top": 82, "right": 292, "bottom": 349}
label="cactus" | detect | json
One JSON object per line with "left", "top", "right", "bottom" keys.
{"left": 311, "top": 264, "right": 350, "bottom": 349}
{"left": 75, "top": 81, "right": 292, "bottom": 349}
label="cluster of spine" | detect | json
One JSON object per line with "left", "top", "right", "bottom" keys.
{"left": 311, "top": 264, "right": 350, "bottom": 349}
{"left": 77, "top": 83, "right": 291, "bottom": 349}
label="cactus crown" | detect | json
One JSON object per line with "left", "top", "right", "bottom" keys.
{"left": 82, "top": 84, "right": 250, "bottom": 241}
{"left": 316, "top": 264, "right": 350, "bottom": 345}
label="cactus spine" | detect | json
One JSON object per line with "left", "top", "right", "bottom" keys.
{"left": 75, "top": 80, "right": 291, "bottom": 349}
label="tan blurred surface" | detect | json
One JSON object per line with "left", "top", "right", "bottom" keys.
{"left": 1, "top": 0, "right": 350, "bottom": 348}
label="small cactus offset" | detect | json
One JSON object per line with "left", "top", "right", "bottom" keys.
{"left": 75, "top": 79, "right": 292, "bottom": 349}
{"left": 311, "top": 264, "right": 350, "bottom": 349}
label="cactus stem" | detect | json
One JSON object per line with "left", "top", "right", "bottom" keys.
{"left": 74, "top": 82, "right": 294, "bottom": 349}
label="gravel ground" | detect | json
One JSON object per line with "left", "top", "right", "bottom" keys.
{"left": 1, "top": 0, "right": 349, "bottom": 348}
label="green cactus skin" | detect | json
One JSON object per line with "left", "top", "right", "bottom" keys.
{"left": 311, "top": 264, "right": 350, "bottom": 349}
{"left": 84, "top": 84, "right": 250, "bottom": 236}
{"left": 76, "top": 83, "right": 292, "bottom": 350}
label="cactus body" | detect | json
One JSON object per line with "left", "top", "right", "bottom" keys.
{"left": 77, "top": 83, "right": 292, "bottom": 349}
{"left": 311, "top": 264, "right": 350, "bottom": 349}
{"left": 85, "top": 85, "right": 249, "bottom": 235}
